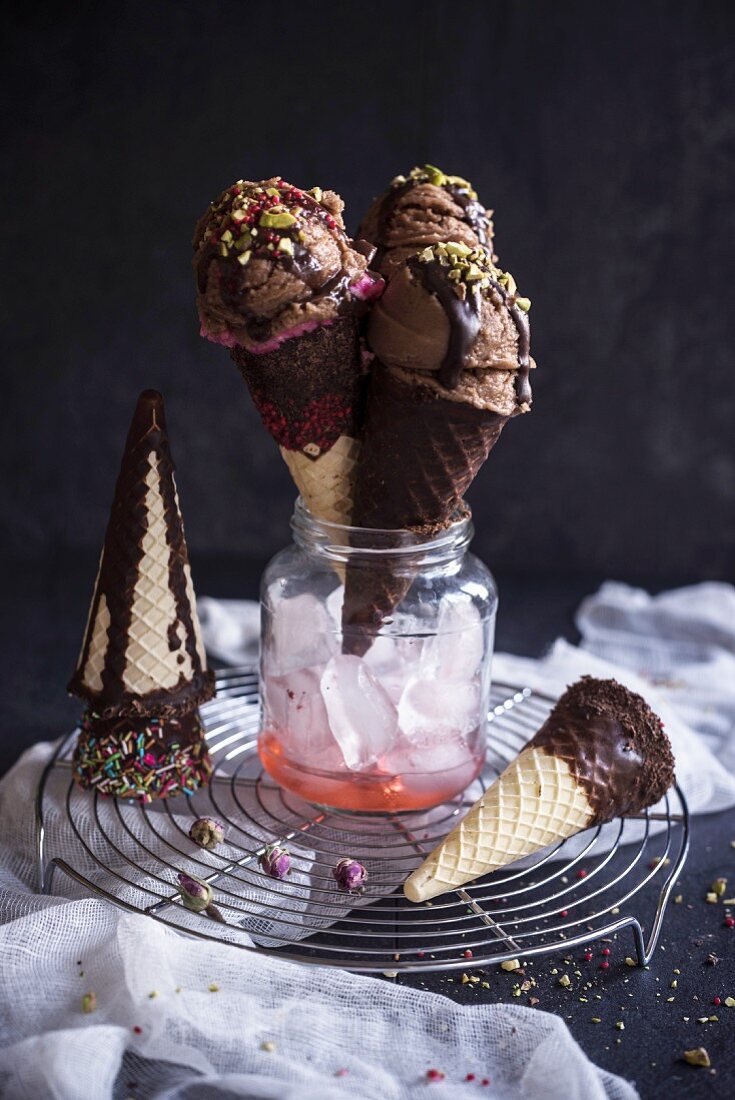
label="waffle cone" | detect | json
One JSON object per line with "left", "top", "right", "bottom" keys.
{"left": 342, "top": 364, "right": 508, "bottom": 653}
{"left": 279, "top": 433, "right": 360, "bottom": 525}
{"left": 68, "top": 391, "right": 214, "bottom": 718}
{"left": 231, "top": 317, "right": 365, "bottom": 524}
{"left": 404, "top": 747, "right": 594, "bottom": 902}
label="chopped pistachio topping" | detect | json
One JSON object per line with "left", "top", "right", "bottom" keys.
{"left": 259, "top": 210, "right": 297, "bottom": 229}
{"left": 398, "top": 163, "right": 478, "bottom": 198}
{"left": 414, "top": 242, "right": 529, "bottom": 310}
{"left": 683, "top": 1048, "right": 711, "bottom": 1067}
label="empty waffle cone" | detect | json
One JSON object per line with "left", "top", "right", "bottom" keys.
{"left": 404, "top": 748, "right": 593, "bottom": 902}
{"left": 404, "top": 676, "right": 676, "bottom": 902}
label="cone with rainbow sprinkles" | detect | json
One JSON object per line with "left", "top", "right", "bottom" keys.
{"left": 68, "top": 390, "right": 215, "bottom": 801}
{"left": 193, "top": 176, "right": 383, "bottom": 525}
{"left": 404, "top": 677, "right": 675, "bottom": 902}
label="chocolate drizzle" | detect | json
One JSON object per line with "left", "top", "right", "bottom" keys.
{"left": 530, "top": 677, "right": 675, "bottom": 824}
{"left": 68, "top": 391, "right": 214, "bottom": 717}
{"left": 408, "top": 257, "right": 532, "bottom": 405}
{"left": 408, "top": 257, "right": 482, "bottom": 390}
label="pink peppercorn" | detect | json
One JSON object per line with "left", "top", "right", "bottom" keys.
{"left": 577, "top": 869, "right": 588, "bottom": 878}
{"left": 482, "top": 1079, "right": 490, "bottom": 1087}
{"left": 466, "top": 1073, "right": 476, "bottom": 1081}
{"left": 601, "top": 948, "right": 611, "bottom": 956}
{"left": 724, "top": 917, "right": 735, "bottom": 928}
{"left": 463, "top": 949, "right": 473, "bottom": 958}
{"left": 600, "top": 961, "right": 610, "bottom": 970}
{"left": 583, "top": 952, "right": 593, "bottom": 962}
{"left": 713, "top": 996, "right": 722, "bottom": 1006}
{"left": 559, "top": 910, "right": 569, "bottom": 918}
{"left": 427, "top": 1068, "right": 445, "bottom": 1081}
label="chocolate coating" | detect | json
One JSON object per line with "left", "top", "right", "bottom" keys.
{"left": 68, "top": 391, "right": 215, "bottom": 717}
{"left": 531, "top": 677, "right": 676, "bottom": 823}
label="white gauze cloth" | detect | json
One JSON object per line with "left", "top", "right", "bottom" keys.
{"left": 3, "top": 580, "right": 735, "bottom": 1099}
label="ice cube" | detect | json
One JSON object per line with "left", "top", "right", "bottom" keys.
{"left": 398, "top": 676, "right": 481, "bottom": 742}
{"left": 266, "top": 592, "right": 335, "bottom": 674}
{"left": 262, "top": 668, "right": 343, "bottom": 766}
{"left": 422, "top": 596, "right": 485, "bottom": 681}
{"left": 320, "top": 655, "right": 398, "bottom": 770}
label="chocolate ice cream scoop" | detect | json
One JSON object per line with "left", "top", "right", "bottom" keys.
{"left": 367, "top": 241, "right": 533, "bottom": 414}
{"left": 358, "top": 164, "right": 494, "bottom": 277}
{"left": 193, "top": 177, "right": 382, "bottom": 352}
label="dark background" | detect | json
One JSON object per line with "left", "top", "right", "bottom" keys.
{"left": 3, "top": 0, "right": 734, "bottom": 583}
{"left": 2, "top": 5, "right": 734, "bottom": 1095}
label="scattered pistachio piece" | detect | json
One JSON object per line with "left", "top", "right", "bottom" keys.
{"left": 558, "top": 974, "right": 572, "bottom": 988}
{"left": 515, "top": 296, "right": 532, "bottom": 312}
{"left": 724, "top": 997, "right": 735, "bottom": 1008}
{"left": 208, "top": 983, "right": 219, "bottom": 992}
{"left": 501, "top": 960, "right": 521, "bottom": 972}
{"left": 712, "top": 878, "right": 727, "bottom": 896}
{"left": 260, "top": 1040, "right": 277, "bottom": 1053}
{"left": 625, "top": 957, "right": 637, "bottom": 967}
{"left": 615, "top": 1022, "right": 625, "bottom": 1030}
{"left": 683, "top": 1048, "right": 711, "bottom": 1067}
{"left": 706, "top": 893, "right": 718, "bottom": 904}
{"left": 259, "top": 211, "right": 297, "bottom": 229}
{"left": 82, "top": 992, "right": 97, "bottom": 1014}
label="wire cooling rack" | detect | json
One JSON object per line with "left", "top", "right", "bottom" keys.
{"left": 35, "top": 668, "right": 688, "bottom": 973}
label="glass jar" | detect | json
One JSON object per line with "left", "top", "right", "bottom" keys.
{"left": 259, "top": 499, "right": 497, "bottom": 812}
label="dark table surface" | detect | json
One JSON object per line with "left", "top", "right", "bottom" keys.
{"left": 2, "top": 552, "right": 733, "bottom": 1099}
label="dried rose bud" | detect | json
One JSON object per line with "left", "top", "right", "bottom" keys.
{"left": 177, "top": 871, "right": 213, "bottom": 912}
{"left": 258, "top": 844, "right": 291, "bottom": 880}
{"left": 189, "top": 816, "right": 225, "bottom": 850}
{"left": 333, "top": 857, "right": 368, "bottom": 894}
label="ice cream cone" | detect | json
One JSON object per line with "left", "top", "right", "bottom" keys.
{"left": 342, "top": 241, "right": 532, "bottom": 651}
{"left": 68, "top": 390, "right": 214, "bottom": 718}
{"left": 404, "top": 677, "right": 675, "bottom": 902}
{"left": 193, "top": 177, "right": 383, "bottom": 524}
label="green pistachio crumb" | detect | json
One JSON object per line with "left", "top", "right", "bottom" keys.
{"left": 683, "top": 1048, "right": 710, "bottom": 1067}
{"left": 259, "top": 211, "right": 297, "bottom": 229}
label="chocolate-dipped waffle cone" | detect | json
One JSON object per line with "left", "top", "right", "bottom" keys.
{"left": 231, "top": 317, "right": 366, "bottom": 525}
{"left": 404, "top": 678, "right": 675, "bottom": 902}
{"left": 341, "top": 364, "right": 509, "bottom": 651}
{"left": 68, "top": 391, "right": 215, "bottom": 801}
{"left": 68, "top": 391, "right": 214, "bottom": 717}
{"left": 342, "top": 241, "right": 532, "bottom": 651}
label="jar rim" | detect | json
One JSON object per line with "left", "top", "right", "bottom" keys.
{"left": 291, "top": 497, "right": 474, "bottom": 561}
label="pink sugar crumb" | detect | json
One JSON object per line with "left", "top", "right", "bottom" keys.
{"left": 199, "top": 320, "right": 239, "bottom": 348}
{"left": 247, "top": 318, "right": 335, "bottom": 355}
{"left": 350, "top": 272, "right": 384, "bottom": 301}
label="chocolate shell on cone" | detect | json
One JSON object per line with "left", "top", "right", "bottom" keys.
{"left": 68, "top": 390, "right": 214, "bottom": 718}
{"left": 404, "top": 677, "right": 676, "bottom": 902}
{"left": 231, "top": 317, "right": 366, "bottom": 525}
{"left": 69, "top": 390, "right": 214, "bottom": 801}
{"left": 341, "top": 363, "right": 509, "bottom": 653}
